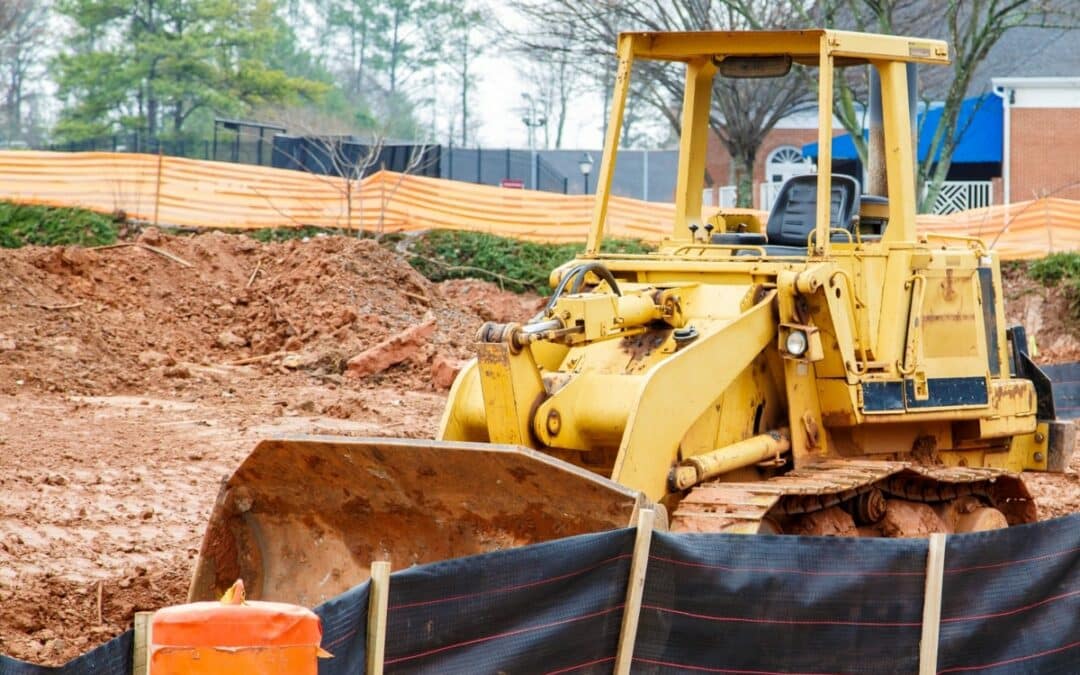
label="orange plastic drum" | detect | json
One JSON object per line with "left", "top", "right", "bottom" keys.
{"left": 150, "top": 600, "right": 325, "bottom": 674}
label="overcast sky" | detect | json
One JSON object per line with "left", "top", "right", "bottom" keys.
{"left": 468, "top": 6, "right": 606, "bottom": 151}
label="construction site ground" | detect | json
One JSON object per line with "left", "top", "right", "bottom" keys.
{"left": 1, "top": 231, "right": 1077, "bottom": 665}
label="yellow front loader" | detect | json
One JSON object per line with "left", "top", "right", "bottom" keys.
{"left": 191, "top": 29, "right": 1075, "bottom": 606}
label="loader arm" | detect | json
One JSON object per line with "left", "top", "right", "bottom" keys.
{"left": 612, "top": 290, "right": 778, "bottom": 500}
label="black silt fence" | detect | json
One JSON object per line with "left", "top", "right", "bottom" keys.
{"left": 0, "top": 631, "right": 132, "bottom": 675}
{"left": 633, "top": 531, "right": 929, "bottom": 673}
{"left": 379, "top": 528, "right": 634, "bottom": 673}
{"left": 936, "top": 515, "right": 1079, "bottom": 673}
{"left": 2, "top": 513, "right": 1077, "bottom": 673}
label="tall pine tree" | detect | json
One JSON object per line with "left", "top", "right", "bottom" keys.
{"left": 53, "top": 0, "right": 324, "bottom": 141}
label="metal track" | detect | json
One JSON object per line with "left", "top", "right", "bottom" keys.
{"left": 669, "top": 459, "right": 1036, "bottom": 534}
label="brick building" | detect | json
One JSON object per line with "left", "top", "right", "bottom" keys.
{"left": 703, "top": 24, "right": 1080, "bottom": 213}
{"left": 995, "top": 78, "right": 1080, "bottom": 204}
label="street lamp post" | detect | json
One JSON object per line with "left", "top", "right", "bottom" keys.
{"left": 521, "top": 93, "right": 547, "bottom": 151}
{"left": 578, "top": 152, "right": 594, "bottom": 195}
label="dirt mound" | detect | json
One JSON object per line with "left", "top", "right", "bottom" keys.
{"left": 0, "top": 230, "right": 532, "bottom": 398}
{"left": 1002, "top": 264, "right": 1080, "bottom": 364}
{"left": 437, "top": 278, "right": 545, "bottom": 324}
{"left": 0, "top": 563, "right": 189, "bottom": 665}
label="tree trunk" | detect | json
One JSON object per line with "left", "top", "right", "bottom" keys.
{"left": 460, "top": 31, "right": 468, "bottom": 146}
{"left": 733, "top": 149, "right": 755, "bottom": 208}
{"left": 389, "top": 9, "right": 401, "bottom": 94}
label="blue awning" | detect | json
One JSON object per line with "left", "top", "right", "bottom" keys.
{"left": 802, "top": 94, "right": 1002, "bottom": 164}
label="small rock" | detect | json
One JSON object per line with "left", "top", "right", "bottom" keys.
{"left": 216, "top": 330, "right": 247, "bottom": 349}
{"left": 137, "top": 350, "right": 175, "bottom": 367}
{"left": 60, "top": 246, "right": 93, "bottom": 267}
{"left": 281, "top": 353, "right": 317, "bottom": 370}
{"left": 137, "top": 227, "right": 162, "bottom": 245}
{"left": 335, "top": 308, "right": 358, "bottom": 328}
{"left": 44, "top": 473, "right": 68, "bottom": 486}
{"left": 431, "top": 353, "right": 467, "bottom": 390}
{"left": 0, "top": 335, "right": 15, "bottom": 351}
{"left": 140, "top": 506, "right": 155, "bottom": 520}
{"left": 163, "top": 365, "right": 191, "bottom": 378}
{"left": 346, "top": 317, "right": 437, "bottom": 379}
{"left": 43, "top": 637, "right": 67, "bottom": 657}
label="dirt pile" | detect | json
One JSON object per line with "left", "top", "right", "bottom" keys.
{"left": 0, "top": 230, "right": 528, "bottom": 399}
{"left": 1002, "top": 264, "right": 1080, "bottom": 363}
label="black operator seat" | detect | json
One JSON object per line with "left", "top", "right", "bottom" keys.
{"left": 710, "top": 174, "right": 860, "bottom": 256}
{"left": 760, "top": 174, "right": 860, "bottom": 255}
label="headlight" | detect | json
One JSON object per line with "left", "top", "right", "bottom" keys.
{"left": 786, "top": 330, "right": 808, "bottom": 356}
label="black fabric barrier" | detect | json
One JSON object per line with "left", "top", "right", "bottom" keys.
{"left": 316, "top": 580, "right": 371, "bottom": 675}
{"left": 382, "top": 528, "right": 635, "bottom": 674}
{"left": 0, "top": 631, "right": 131, "bottom": 675}
{"left": 633, "top": 531, "right": 931, "bottom": 674}
{"left": 2, "top": 513, "right": 1078, "bottom": 673}
{"left": 937, "top": 514, "right": 1080, "bottom": 674}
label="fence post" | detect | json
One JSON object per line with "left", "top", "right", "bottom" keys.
{"left": 476, "top": 147, "right": 482, "bottom": 184}
{"left": 919, "top": 533, "right": 947, "bottom": 675}
{"left": 153, "top": 149, "right": 164, "bottom": 227}
{"left": 614, "top": 508, "right": 655, "bottom": 675}
{"left": 367, "top": 561, "right": 392, "bottom": 675}
{"left": 642, "top": 149, "right": 649, "bottom": 201}
{"left": 132, "top": 610, "right": 153, "bottom": 675}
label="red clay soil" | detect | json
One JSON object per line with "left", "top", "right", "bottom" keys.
{"left": 0, "top": 232, "right": 1076, "bottom": 665}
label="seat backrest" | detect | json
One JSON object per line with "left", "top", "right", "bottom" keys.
{"left": 766, "top": 174, "right": 860, "bottom": 247}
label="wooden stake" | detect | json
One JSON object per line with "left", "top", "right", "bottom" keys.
{"left": 614, "top": 508, "right": 655, "bottom": 675}
{"left": 133, "top": 611, "right": 153, "bottom": 675}
{"left": 919, "top": 533, "right": 947, "bottom": 675}
{"left": 153, "top": 149, "right": 164, "bottom": 228}
{"left": 366, "top": 561, "right": 392, "bottom": 675}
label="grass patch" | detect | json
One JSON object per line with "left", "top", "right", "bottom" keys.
{"left": 401, "top": 230, "right": 654, "bottom": 294}
{"left": 0, "top": 201, "right": 117, "bottom": 248}
{"left": 1028, "top": 252, "right": 1080, "bottom": 319}
{"left": 245, "top": 226, "right": 348, "bottom": 243}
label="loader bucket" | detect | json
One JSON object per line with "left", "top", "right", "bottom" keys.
{"left": 189, "top": 436, "right": 646, "bottom": 607}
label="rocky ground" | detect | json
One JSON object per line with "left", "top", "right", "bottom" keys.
{"left": 0, "top": 231, "right": 1075, "bottom": 665}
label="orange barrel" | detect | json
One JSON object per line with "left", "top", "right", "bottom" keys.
{"left": 150, "top": 597, "right": 326, "bottom": 674}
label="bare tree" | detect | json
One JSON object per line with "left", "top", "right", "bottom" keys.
{"left": 806, "top": 0, "right": 1077, "bottom": 212}
{"left": 239, "top": 109, "right": 439, "bottom": 235}
{"left": 0, "top": 0, "right": 48, "bottom": 145}
{"left": 512, "top": 0, "right": 815, "bottom": 206}
{"left": 514, "top": 29, "right": 583, "bottom": 149}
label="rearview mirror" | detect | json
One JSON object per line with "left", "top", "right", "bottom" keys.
{"left": 714, "top": 55, "right": 792, "bottom": 78}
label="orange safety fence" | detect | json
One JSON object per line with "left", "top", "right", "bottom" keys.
{"left": 916, "top": 198, "right": 1080, "bottom": 260}
{"left": 0, "top": 150, "right": 1076, "bottom": 257}
{"left": 0, "top": 150, "right": 705, "bottom": 243}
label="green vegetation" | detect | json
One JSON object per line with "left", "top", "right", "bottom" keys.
{"left": 245, "top": 226, "right": 343, "bottom": 243}
{"left": 1028, "top": 252, "right": 1080, "bottom": 318}
{"left": 0, "top": 201, "right": 116, "bottom": 248}
{"left": 401, "top": 230, "right": 653, "bottom": 294}
{"left": 52, "top": 0, "right": 326, "bottom": 143}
